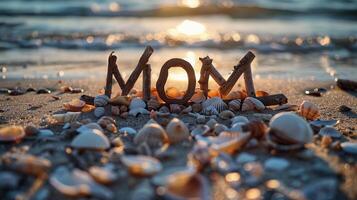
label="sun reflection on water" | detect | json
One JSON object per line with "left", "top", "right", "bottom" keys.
{"left": 176, "top": 20, "right": 206, "bottom": 36}
{"left": 180, "top": 0, "right": 201, "bottom": 8}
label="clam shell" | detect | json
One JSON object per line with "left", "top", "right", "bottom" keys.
{"left": 52, "top": 112, "right": 81, "bottom": 124}
{"left": 219, "top": 110, "right": 235, "bottom": 120}
{"left": 121, "top": 155, "right": 162, "bottom": 176}
{"left": 166, "top": 118, "right": 190, "bottom": 143}
{"left": 147, "top": 97, "right": 161, "bottom": 111}
{"left": 318, "top": 127, "right": 342, "bottom": 138}
{"left": 202, "top": 97, "right": 228, "bottom": 113}
{"left": 192, "top": 103, "right": 203, "bottom": 113}
{"left": 134, "top": 123, "right": 168, "bottom": 148}
{"left": 94, "top": 95, "right": 109, "bottom": 107}
{"left": 231, "top": 116, "right": 249, "bottom": 125}
{"left": 170, "top": 104, "right": 182, "bottom": 114}
{"left": 310, "top": 119, "right": 339, "bottom": 129}
{"left": 228, "top": 99, "right": 242, "bottom": 112}
{"left": 109, "top": 95, "right": 131, "bottom": 106}
{"left": 63, "top": 99, "right": 86, "bottom": 112}
{"left": 340, "top": 142, "right": 357, "bottom": 154}
{"left": 71, "top": 129, "right": 110, "bottom": 150}
{"left": 129, "top": 97, "right": 146, "bottom": 110}
{"left": 94, "top": 107, "right": 105, "bottom": 118}
{"left": 202, "top": 105, "right": 219, "bottom": 116}
{"left": 299, "top": 100, "right": 320, "bottom": 120}
{"left": 89, "top": 164, "right": 117, "bottom": 184}
{"left": 242, "top": 120, "right": 267, "bottom": 139}
{"left": 241, "top": 97, "right": 265, "bottom": 111}
{"left": 223, "top": 90, "right": 247, "bottom": 100}
{"left": 118, "top": 127, "right": 137, "bottom": 136}
{"left": 190, "top": 89, "right": 206, "bottom": 103}
{"left": 129, "top": 108, "right": 150, "bottom": 117}
{"left": 0, "top": 126, "right": 25, "bottom": 142}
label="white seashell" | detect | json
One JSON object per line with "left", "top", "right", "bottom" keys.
{"left": 134, "top": 123, "right": 168, "bottom": 148}
{"left": 206, "top": 118, "right": 217, "bottom": 129}
{"left": 94, "top": 107, "right": 105, "bottom": 118}
{"left": 89, "top": 164, "right": 117, "bottom": 184}
{"left": 129, "top": 108, "right": 150, "bottom": 117}
{"left": 50, "top": 166, "right": 113, "bottom": 199}
{"left": 268, "top": 112, "right": 313, "bottom": 150}
{"left": 118, "top": 127, "right": 137, "bottom": 136}
{"left": 340, "top": 142, "right": 357, "bottom": 154}
{"left": 299, "top": 100, "right": 320, "bottom": 120}
{"left": 129, "top": 97, "right": 146, "bottom": 110}
{"left": 241, "top": 97, "right": 265, "bottom": 111}
{"left": 121, "top": 155, "right": 162, "bottom": 176}
{"left": 52, "top": 112, "right": 81, "bottom": 124}
{"left": 202, "top": 105, "right": 219, "bottom": 116}
{"left": 94, "top": 95, "right": 109, "bottom": 107}
{"left": 202, "top": 97, "right": 228, "bottom": 113}
{"left": 231, "top": 116, "right": 249, "bottom": 125}
{"left": 214, "top": 124, "right": 228, "bottom": 135}
{"left": 264, "top": 158, "right": 290, "bottom": 171}
{"left": 318, "top": 127, "right": 342, "bottom": 138}
{"left": 219, "top": 110, "right": 235, "bottom": 120}
{"left": 228, "top": 99, "right": 241, "bottom": 112}
{"left": 71, "top": 129, "right": 110, "bottom": 150}
{"left": 166, "top": 118, "right": 190, "bottom": 143}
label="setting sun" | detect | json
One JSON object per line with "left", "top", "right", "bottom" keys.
{"left": 176, "top": 20, "right": 206, "bottom": 36}
{"left": 180, "top": 0, "right": 200, "bottom": 8}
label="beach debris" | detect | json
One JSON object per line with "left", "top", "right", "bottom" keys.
{"left": 231, "top": 116, "right": 249, "bottom": 125}
{"left": 264, "top": 158, "right": 289, "bottom": 171}
{"left": 267, "top": 112, "right": 313, "bottom": 151}
{"left": 299, "top": 100, "right": 320, "bottom": 120}
{"left": 36, "top": 88, "right": 51, "bottom": 94}
{"left": 0, "top": 126, "right": 25, "bottom": 142}
{"left": 336, "top": 78, "right": 357, "bottom": 91}
{"left": 338, "top": 105, "right": 351, "bottom": 112}
{"left": 170, "top": 104, "right": 182, "bottom": 114}
{"left": 166, "top": 118, "right": 190, "bottom": 143}
{"left": 121, "top": 155, "right": 162, "bottom": 176}
{"left": 304, "top": 88, "right": 327, "bottom": 97}
{"left": 97, "top": 116, "right": 117, "bottom": 133}
{"left": 241, "top": 97, "right": 265, "bottom": 111}
{"left": 109, "top": 95, "right": 131, "bottom": 106}
{"left": 94, "top": 95, "right": 110, "bottom": 107}
{"left": 147, "top": 96, "right": 161, "bottom": 111}
{"left": 255, "top": 90, "right": 269, "bottom": 97}
{"left": 235, "top": 152, "right": 256, "bottom": 164}
{"left": 50, "top": 166, "right": 113, "bottom": 199}
{"left": 94, "top": 107, "right": 105, "bottom": 118}
{"left": 71, "top": 129, "right": 110, "bottom": 150}
{"left": 118, "top": 127, "right": 137, "bottom": 136}
{"left": 134, "top": 123, "right": 168, "bottom": 148}
{"left": 228, "top": 99, "right": 242, "bottom": 112}
{"left": 202, "top": 97, "right": 228, "bottom": 113}
{"left": 63, "top": 99, "right": 86, "bottom": 112}
{"left": 52, "top": 112, "right": 81, "bottom": 124}
{"left": 190, "top": 89, "right": 206, "bottom": 103}
{"left": 89, "top": 164, "right": 118, "bottom": 185}
{"left": 340, "top": 142, "right": 357, "bottom": 154}
{"left": 129, "top": 107, "right": 150, "bottom": 117}
{"left": 129, "top": 97, "right": 146, "bottom": 110}
{"left": 219, "top": 110, "right": 235, "bottom": 120}
{"left": 319, "top": 127, "right": 342, "bottom": 138}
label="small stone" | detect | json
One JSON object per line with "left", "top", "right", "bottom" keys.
{"left": 120, "top": 112, "right": 128, "bottom": 119}
{"left": 264, "top": 158, "right": 289, "bottom": 171}
{"left": 338, "top": 105, "right": 351, "bottom": 112}
{"left": 25, "top": 125, "right": 39, "bottom": 136}
{"left": 0, "top": 172, "right": 20, "bottom": 189}
{"left": 304, "top": 88, "right": 327, "bottom": 97}
{"left": 9, "top": 88, "right": 26, "bottom": 95}
{"left": 236, "top": 153, "right": 256, "bottom": 164}
{"left": 192, "top": 103, "right": 202, "bottom": 113}
{"left": 94, "top": 107, "right": 105, "bottom": 118}
{"left": 120, "top": 105, "right": 128, "bottom": 113}
{"left": 159, "top": 106, "right": 169, "bottom": 113}
{"left": 36, "top": 88, "right": 51, "bottom": 94}
{"left": 71, "top": 88, "right": 84, "bottom": 93}
{"left": 196, "top": 115, "right": 206, "bottom": 124}
{"left": 111, "top": 106, "right": 120, "bottom": 116}
{"left": 38, "top": 129, "right": 55, "bottom": 137}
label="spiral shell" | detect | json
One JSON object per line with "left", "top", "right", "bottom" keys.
{"left": 0, "top": 126, "right": 25, "bottom": 142}
{"left": 202, "top": 97, "right": 228, "bottom": 113}
{"left": 63, "top": 99, "right": 86, "bottom": 112}
{"left": 228, "top": 99, "right": 241, "bottom": 112}
{"left": 129, "top": 97, "right": 146, "bottom": 110}
{"left": 94, "top": 107, "right": 105, "bottom": 118}
{"left": 190, "top": 89, "right": 206, "bottom": 103}
{"left": 299, "top": 100, "right": 320, "bottom": 120}
{"left": 147, "top": 97, "right": 161, "bottom": 111}
{"left": 166, "top": 118, "right": 190, "bottom": 143}
{"left": 52, "top": 112, "right": 81, "bottom": 124}
{"left": 94, "top": 95, "right": 109, "bottom": 107}
{"left": 223, "top": 90, "right": 247, "bottom": 100}
{"left": 219, "top": 110, "right": 235, "bottom": 120}
{"left": 241, "top": 97, "right": 265, "bottom": 111}
{"left": 134, "top": 123, "right": 168, "bottom": 148}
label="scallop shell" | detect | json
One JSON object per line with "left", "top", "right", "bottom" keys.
{"left": 63, "top": 99, "right": 86, "bottom": 112}
{"left": 268, "top": 112, "right": 313, "bottom": 150}
{"left": 94, "top": 95, "right": 109, "bottom": 107}
{"left": 228, "top": 99, "right": 242, "bottom": 112}
{"left": 192, "top": 103, "right": 203, "bottom": 113}
{"left": 129, "top": 97, "right": 146, "bottom": 110}
{"left": 219, "top": 110, "right": 235, "bottom": 120}
{"left": 242, "top": 120, "right": 267, "bottom": 139}
{"left": 147, "top": 97, "right": 161, "bottom": 111}
{"left": 318, "top": 127, "right": 342, "bottom": 138}
{"left": 71, "top": 129, "right": 110, "bottom": 150}
{"left": 202, "top": 105, "right": 219, "bottom": 116}
{"left": 241, "top": 97, "right": 265, "bottom": 111}
{"left": 134, "top": 123, "right": 168, "bottom": 148}
{"left": 121, "top": 155, "right": 162, "bottom": 176}
{"left": 52, "top": 112, "right": 81, "bottom": 124}
{"left": 223, "top": 90, "right": 247, "bottom": 100}
{"left": 170, "top": 104, "right": 182, "bottom": 114}
{"left": 190, "top": 89, "right": 206, "bottom": 103}
{"left": 202, "top": 97, "right": 228, "bottom": 113}
{"left": 129, "top": 108, "right": 150, "bottom": 117}
{"left": 166, "top": 118, "right": 190, "bottom": 143}
{"left": 0, "top": 126, "right": 25, "bottom": 142}
{"left": 299, "top": 100, "right": 320, "bottom": 120}
{"left": 109, "top": 95, "right": 131, "bottom": 106}
{"left": 231, "top": 116, "right": 249, "bottom": 125}
{"left": 94, "top": 107, "right": 105, "bottom": 118}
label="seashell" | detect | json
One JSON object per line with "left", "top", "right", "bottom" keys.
{"left": 120, "top": 105, "right": 128, "bottom": 113}
{"left": 196, "top": 114, "right": 206, "bottom": 124}
{"left": 241, "top": 97, "right": 265, "bottom": 111}
{"left": 109, "top": 95, "right": 131, "bottom": 106}
{"left": 202, "top": 105, "right": 219, "bottom": 116}
{"left": 180, "top": 106, "right": 192, "bottom": 114}
{"left": 94, "top": 107, "right": 105, "bottom": 118}
{"left": 208, "top": 89, "right": 220, "bottom": 98}
{"left": 166, "top": 87, "right": 182, "bottom": 99}
{"left": 118, "top": 127, "right": 137, "bottom": 136}
{"left": 268, "top": 112, "right": 313, "bottom": 151}
{"left": 129, "top": 108, "right": 150, "bottom": 117}
{"left": 129, "top": 97, "right": 146, "bottom": 110}
{"left": 214, "top": 124, "right": 228, "bottom": 135}
{"left": 202, "top": 97, "right": 228, "bottom": 113}
{"left": 310, "top": 119, "right": 339, "bottom": 130}
{"left": 192, "top": 103, "right": 202, "bottom": 113}
{"left": 111, "top": 106, "right": 120, "bottom": 116}
{"left": 299, "top": 100, "right": 320, "bottom": 120}
{"left": 50, "top": 166, "right": 113, "bottom": 199}
{"left": 52, "top": 112, "right": 81, "bottom": 124}
{"left": 0, "top": 126, "right": 25, "bottom": 142}
{"left": 318, "top": 127, "right": 342, "bottom": 138}
{"left": 170, "top": 104, "right": 181, "bottom": 114}
{"left": 134, "top": 123, "right": 168, "bottom": 148}
{"left": 340, "top": 142, "right": 357, "bottom": 154}
{"left": 231, "top": 116, "right": 249, "bottom": 125}
{"left": 105, "top": 123, "right": 117, "bottom": 133}
{"left": 94, "top": 95, "right": 109, "bottom": 107}
{"left": 264, "top": 158, "right": 289, "bottom": 171}
{"left": 147, "top": 97, "right": 161, "bottom": 111}
{"left": 121, "top": 155, "right": 162, "bottom": 176}
{"left": 219, "top": 110, "right": 235, "bottom": 120}
{"left": 89, "top": 164, "right": 117, "bottom": 184}
{"left": 188, "top": 144, "right": 212, "bottom": 170}
{"left": 120, "top": 112, "right": 128, "bottom": 119}
{"left": 255, "top": 90, "right": 269, "bottom": 97}
{"left": 81, "top": 104, "right": 95, "bottom": 113}
{"left": 223, "top": 90, "right": 247, "bottom": 100}
{"left": 191, "top": 125, "right": 211, "bottom": 138}
{"left": 321, "top": 135, "right": 333, "bottom": 148}
{"left": 77, "top": 123, "right": 103, "bottom": 133}
{"left": 210, "top": 133, "right": 252, "bottom": 155}
{"left": 159, "top": 106, "right": 170, "bottom": 113}
{"left": 166, "top": 118, "right": 190, "bottom": 143}
{"left": 242, "top": 120, "right": 267, "bottom": 139}
{"left": 190, "top": 89, "right": 206, "bottom": 103}
{"left": 206, "top": 118, "right": 217, "bottom": 129}
{"left": 97, "top": 116, "right": 116, "bottom": 128}
{"left": 71, "top": 129, "right": 110, "bottom": 150}
{"left": 63, "top": 99, "right": 86, "bottom": 112}
{"left": 228, "top": 99, "right": 242, "bottom": 112}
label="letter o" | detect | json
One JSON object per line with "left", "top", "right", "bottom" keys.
{"left": 156, "top": 58, "right": 196, "bottom": 104}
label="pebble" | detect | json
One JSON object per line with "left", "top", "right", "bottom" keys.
{"left": 196, "top": 115, "right": 206, "bottom": 124}
{"left": 38, "top": 129, "right": 55, "bottom": 137}
{"left": 303, "top": 178, "right": 337, "bottom": 200}
{"left": 264, "top": 158, "right": 289, "bottom": 171}
{"left": 0, "top": 88, "right": 10, "bottom": 94}
{"left": 119, "top": 127, "right": 137, "bottom": 136}
{"left": 235, "top": 152, "right": 257, "bottom": 164}
{"left": 340, "top": 142, "right": 357, "bottom": 154}
{"left": 0, "top": 172, "right": 20, "bottom": 189}
{"left": 94, "top": 107, "right": 105, "bottom": 118}
{"left": 36, "top": 88, "right": 51, "bottom": 94}
{"left": 338, "top": 105, "right": 351, "bottom": 112}
{"left": 304, "top": 88, "right": 327, "bottom": 97}
{"left": 25, "top": 125, "right": 39, "bottom": 136}
{"left": 9, "top": 88, "right": 26, "bottom": 95}
{"left": 71, "top": 88, "right": 84, "bottom": 93}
